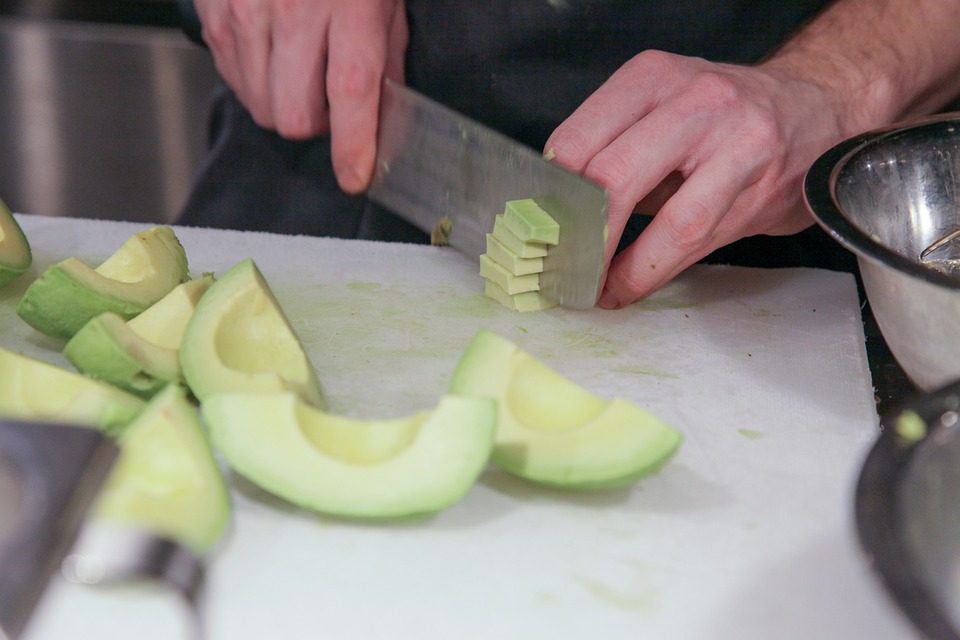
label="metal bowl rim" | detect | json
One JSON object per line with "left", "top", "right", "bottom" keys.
{"left": 804, "top": 112, "right": 960, "bottom": 291}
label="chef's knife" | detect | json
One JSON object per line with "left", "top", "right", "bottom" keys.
{"left": 0, "top": 420, "right": 117, "bottom": 639}
{"left": 367, "top": 79, "right": 609, "bottom": 309}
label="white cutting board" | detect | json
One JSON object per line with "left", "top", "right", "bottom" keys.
{"left": 1, "top": 215, "right": 914, "bottom": 639}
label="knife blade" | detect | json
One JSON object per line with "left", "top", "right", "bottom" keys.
{"left": 367, "top": 79, "right": 609, "bottom": 309}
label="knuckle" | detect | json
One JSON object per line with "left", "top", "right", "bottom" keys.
{"left": 584, "top": 150, "right": 634, "bottom": 194}
{"left": 326, "top": 59, "right": 379, "bottom": 102}
{"left": 661, "top": 198, "right": 716, "bottom": 252}
{"left": 275, "top": 107, "right": 323, "bottom": 139}
{"left": 743, "top": 108, "right": 784, "bottom": 155}
{"left": 546, "top": 125, "right": 594, "bottom": 170}
{"left": 630, "top": 49, "right": 678, "bottom": 73}
{"left": 247, "top": 105, "right": 275, "bottom": 132}
{"left": 201, "top": 22, "right": 229, "bottom": 49}
{"left": 225, "top": 0, "right": 264, "bottom": 32}
{"left": 690, "top": 71, "right": 741, "bottom": 109}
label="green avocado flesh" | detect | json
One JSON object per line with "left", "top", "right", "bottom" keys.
{"left": 16, "top": 226, "right": 189, "bottom": 340}
{"left": 0, "top": 346, "right": 145, "bottom": 437}
{"left": 483, "top": 280, "right": 556, "bottom": 313}
{"left": 64, "top": 276, "right": 214, "bottom": 398}
{"left": 503, "top": 199, "right": 560, "bottom": 245}
{"left": 449, "top": 330, "right": 682, "bottom": 490}
{"left": 180, "top": 259, "right": 324, "bottom": 407}
{"left": 480, "top": 254, "right": 539, "bottom": 295}
{"left": 0, "top": 202, "right": 31, "bottom": 288}
{"left": 485, "top": 234, "right": 543, "bottom": 276}
{"left": 492, "top": 215, "right": 548, "bottom": 258}
{"left": 94, "top": 385, "right": 231, "bottom": 554}
{"left": 202, "top": 392, "right": 496, "bottom": 518}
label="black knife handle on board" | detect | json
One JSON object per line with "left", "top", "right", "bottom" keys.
{"left": 177, "top": 0, "right": 206, "bottom": 48}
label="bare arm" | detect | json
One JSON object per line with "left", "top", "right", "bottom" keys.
{"left": 545, "top": 0, "right": 960, "bottom": 308}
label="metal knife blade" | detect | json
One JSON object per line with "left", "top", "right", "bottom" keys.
{"left": 367, "top": 79, "right": 609, "bottom": 309}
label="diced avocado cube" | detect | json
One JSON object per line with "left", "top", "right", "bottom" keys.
{"left": 480, "top": 254, "right": 539, "bottom": 294}
{"left": 483, "top": 279, "right": 557, "bottom": 312}
{"left": 503, "top": 199, "right": 560, "bottom": 245}
{"left": 485, "top": 234, "right": 544, "bottom": 276}
{"left": 492, "top": 215, "right": 548, "bottom": 258}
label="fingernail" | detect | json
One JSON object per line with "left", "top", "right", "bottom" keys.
{"left": 597, "top": 290, "right": 620, "bottom": 309}
{"left": 338, "top": 165, "right": 364, "bottom": 194}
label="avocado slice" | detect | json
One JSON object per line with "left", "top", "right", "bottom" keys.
{"left": 93, "top": 384, "right": 231, "bottom": 555}
{"left": 201, "top": 392, "right": 495, "bottom": 519}
{"left": 480, "top": 255, "right": 539, "bottom": 295}
{"left": 492, "top": 215, "right": 548, "bottom": 258}
{"left": 16, "top": 226, "right": 189, "bottom": 340}
{"left": 180, "top": 259, "right": 324, "bottom": 407}
{"left": 0, "top": 202, "right": 30, "bottom": 288}
{"left": 483, "top": 280, "right": 557, "bottom": 313}
{"left": 485, "top": 234, "right": 543, "bottom": 276}
{"left": 64, "top": 276, "right": 215, "bottom": 398}
{"left": 502, "top": 199, "right": 560, "bottom": 245}
{"left": 449, "top": 330, "right": 682, "bottom": 490}
{"left": 0, "top": 346, "right": 145, "bottom": 437}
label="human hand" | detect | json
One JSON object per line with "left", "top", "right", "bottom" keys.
{"left": 195, "top": 0, "right": 408, "bottom": 193}
{"left": 544, "top": 50, "right": 853, "bottom": 308}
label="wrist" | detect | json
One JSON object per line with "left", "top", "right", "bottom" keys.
{"left": 758, "top": 44, "right": 904, "bottom": 140}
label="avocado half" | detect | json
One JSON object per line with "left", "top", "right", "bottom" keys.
{"left": 0, "top": 346, "right": 145, "bottom": 437}
{"left": 16, "top": 226, "right": 189, "bottom": 340}
{"left": 180, "top": 259, "right": 324, "bottom": 407}
{"left": 0, "top": 201, "right": 31, "bottom": 288}
{"left": 64, "top": 276, "right": 215, "bottom": 398}
{"left": 94, "top": 384, "right": 231, "bottom": 555}
{"left": 449, "top": 330, "right": 682, "bottom": 490}
{"left": 201, "top": 392, "right": 496, "bottom": 519}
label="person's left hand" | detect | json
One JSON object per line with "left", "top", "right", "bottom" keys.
{"left": 543, "top": 50, "right": 854, "bottom": 309}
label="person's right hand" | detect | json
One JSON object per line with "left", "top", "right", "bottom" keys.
{"left": 194, "top": 0, "right": 408, "bottom": 193}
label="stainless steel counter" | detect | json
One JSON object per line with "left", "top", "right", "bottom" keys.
{"left": 0, "top": 15, "right": 217, "bottom": 223}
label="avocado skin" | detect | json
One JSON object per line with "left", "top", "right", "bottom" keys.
{"left": 0, "top": 202, "right": 31, "bottom": 288}
{"left": 16, "top": 227, "right": 189, "bottom": 341}
{"left": 64, "top": 315, "right": 177, "bottom": 399}
{"left": 17, "top": 263, "right": 150, "bottom": 340}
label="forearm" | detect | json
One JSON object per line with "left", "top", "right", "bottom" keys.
{"left": 762, "top": 0, "right": 960, "bottom": 136}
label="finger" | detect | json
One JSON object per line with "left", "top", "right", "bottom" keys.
{"left": 269, "top": 6, "right": 330, "bottom": 138}
{"left": 544, "top": 50, "right": 685, "bottom": 174}
{"left": 197, "top": 0, "right": 243, "bottom": 92}
{"left": 226, "top": 0, "right": 274, "bottom": 128}
{"left": 598, "top": 152, "right": 758, "bottom": 308}
{"left": 327, "top": 3, "right": 397, "bottom": 193}
{"left": 633, "top": 171, "right": 684, "bottom": 216}
{"left": 581, "top": 91, "right": 715, "bottom": 266}
{"left": 384, "top": 3, "right": 408, "bottom": 84}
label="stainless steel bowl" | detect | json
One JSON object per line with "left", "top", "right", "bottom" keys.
{"left": 805, "top": 113, "right": 960, "bottom": 391}
{"left": 856, "top": 379, "right": 960, "bottom": 640}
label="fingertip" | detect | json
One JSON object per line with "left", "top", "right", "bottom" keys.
{"left": 597, "top": 289, "right": 622, "bottom": 310}
{"left": 335, "top": 165, "right": 364, "bottom": 194}
{"left": 334, "top": 155, "right": 376, "bottom": 195}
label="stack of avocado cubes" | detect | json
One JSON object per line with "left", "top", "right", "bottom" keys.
{"left": 480, "top": 199, "right": 559, "bottom": 312}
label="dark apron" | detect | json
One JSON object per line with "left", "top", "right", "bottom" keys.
{"left": 178, "top": 0, "right": 855, "bottom": 272}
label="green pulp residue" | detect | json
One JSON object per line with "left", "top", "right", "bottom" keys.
{"left": 570, "top": 574, "right": 657, "bottom": 611}
{"left": 895, "top": 410, "right": 927, "bottom": 443}
{"left": 346, "top": 282, "right": 382, "bottom": 293}
{"left": 611, "top": 366, "right": 678, "bottom": 379}
{"left": 737, "top": 428, "right": 763, "bottom": 440}
{"left": 560, "top": 329, "right": 620, "bottom": 358}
